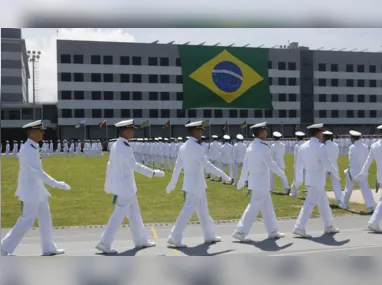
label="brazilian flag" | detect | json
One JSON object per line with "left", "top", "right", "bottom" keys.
{"left": 179, "top": 45, "right": 272, "bottom": 109}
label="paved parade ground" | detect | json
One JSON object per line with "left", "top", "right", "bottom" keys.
{"left": 1, "top": 215, "right": 381, "bottom": 256}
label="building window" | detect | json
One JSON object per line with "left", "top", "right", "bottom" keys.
{"left": 269, "top": 78, "right": 273, "bottom": 85}
{"left": 347, "top": 110, "right": 354, "bottom": 118}
{"left": 8, "top": 110, "right": 20, "bottom": 120}
{"left": 149, "top": 92, "right": 158, "bottom": 101}
{"left": 370, "top": 95, "right": 377, "bottom": 103}
{"left": 161, "top": 109, "right": 170, "bottom": 118}
{"left": 104, "top": 109, "right": 114, "bottom": 118}
{"left": 61, "top": 91, "right": 71, "bottom": 100}
{"left": 289, "top": 93, "right": 297, "bottom": 101}
{"left": 176, "top": 58, "right": 181, "bottom": 66}
{"left": 61, "top": 73, "right": 71, "bottom": 82}
{"left": 254, "top": 110, "right": 262, "bottom": 117}
{"left": 74, "top": 91, "right": 84, "bottom": 100}
{"left": 358, "top": 110, "right": 365, "bottom": 117}
{"left": 161, "top": 92, "right": 170, "bottom": 101}
{"left": 92, "top": 91, "right": 102, "bottom": 100}
{"left": 121, "top": 109, "right": 130, "bottom": 117}
{"left": 369, "top": 65, "right": 376, "bottom": 73}
{"left": 346, "top": 94, "right": 354, "bottom": 102}
{"left": 92, "top": 109, "right": 102, "bottom": 118}
{"left": 268, "top": 61, "right": 272, "bottom": 69}
{"left": 73, "top": 54, "right": 83, "bottom": 64}
{"left": 229, "top": 109, "right": 237, "bottom": 118}
{"left": 289, "top": 110, "right": 297, "bottom": 118}
{"left": 264, "top": 110, "right": 272, "bottom": 118}
{"left": 279, "top": 110, "right": 287, "bottom": 118}
{"left": 133, "top": 109, "right": 142, "bottom": 118}
{"left": 288, "top": 78, "right": 297, "bottom": 86}
{"left": 132, "top": 56, "right": 141, "bottom": 65}
{"left": 177, "top": 109, "right": 185, "bottom": 118}
{"left": 103, "top": 56, "right": 113, "bottom": 65}
{"left": 60, "top": 54, "right": 71, "bottom": 63}
{"left": 188, "top": 110, "right": 196, "bottom": 118}
{"left": 132, "top": 74, "right": 142, "bottom": 83}
{"left": 278, "top": 78, "right": 286, "bottom": 85}
{"left": 331, "top": 79, "right": 338, "bottom": 87}
{"left": 318, "top": 79, "right": 326, "bottom": 87}
{"left": 132, "top": 92, "right": 142, "bottom": 100}
{"left": 121, "top": 92, "right": 130, "bottom": 100}
{"left": 331, "top": 110, "right": 339, "bottom": 118}
{"left": 74, "top": 109, "right": 84, "bottom": 118}
{"left": 239, "top": 110, "right": 248, "bottom": 118}
{"left": 149, "top": 109, "right": 158, "bottom": 118}
{"left": 160, "top": 75, "right": 170, "bottom": 83}
{"left": 176, "top": 92, "right": 183, "bottom": 101}
{"left": 288, "top": 62, "right": 296, "bottom": 70}
{"left": 103, "top": 74, "right": 113, "bottom": 83}
{"left": 103, "top": 91, "right": 113, "bottom": 100}
{"left": 370, "top": 80, "right": 377, "bottom": 87}
{"left": 346, "top": 79, "right": 354, "bottom": 87}
{"left": 357, "top": 95, "right": 365, "bottom": 102}
{"left": 91, "top": 73, "right": 101, "bottom": 82}
{"left": 331, "top": 64, "right": 338, "bottom": 72}
{"left": 318, "top": 63, "right": 326, "bottom": 71}
{"left": 91, "top": 55, "right": 101, "bottom": 64}
{"left": 370, "top": 110, "right": 377, "bottom": 118}
{"left": 120, "top": 56, "right": 130, "bottom": 65}
{"left": 279, "top": 93, "right": 286, "bottom": 102}
{"left": 319, "top": 110, "right": 326, "bottom": 118}
{"left": 346, "top": 64, "right": 353, "bottom": 72}
{"left": 176, "top": 75, "right": 183, "bottom": 84}
{"left": 120, "top": 74, "right": 130, "bottom": 83}
{"left": 278, "top": 62, "right": 286, "bottom": 70}
{"left": 203, "top": 110, "right": 212, "bottom": 118}
{"left": 357, "top": 65, "right": 364, "bottom": 73}
{"left": 331, "top": 94, "right": 339, "bottom": 102}
{"left": 149, "top": 74, "right": 158, "bottom": 83}
{"left": 160, "top": 57, "right": 169, "bottom": 66}
{"left": 21, "top": 108, "right": 33, "bottom": 120}
{"left": 62, "top": 109, "right": 72, "bottom": 118}
{"left": 74, "top": 73, "right": 84, "bottom": 82}
{"left": 357, "top": 79, "right": 365, "bottom": 87}
{"left": 214, "top": 110, "right": 223, "bottom": 118}
{"left": 148, "top": 57, "right": 158, "bottom": 66}
{"left": 319, "top": 94, "right": 326, "bottom": 102}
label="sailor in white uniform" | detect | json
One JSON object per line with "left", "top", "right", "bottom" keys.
{"left": 270, "top": 131, "right": 288, "bottom": 194}
{"left": 166, "top": 121, "right": 231, "bottom": 248}
{"left": 233, "top": 134, "right": 247, "bottom": 186}
{"left": 96, "top": 119, "right": 165, "bottom": 254}
{"left": 219, "top": 135, "right": 234, "bottom": 182}
{"left": 1, "top": 120, "right": 71, "bottom": 256}
{"left": 290, "top": 131, "right": 305, "bottom": 196}
{"left": 209, "top": 135, "right": 222, "bottom": 181}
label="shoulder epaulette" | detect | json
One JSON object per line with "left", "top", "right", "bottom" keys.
{"left": 30, "top": 144, "right": 37, "bottom": 149}
{"left": 123, "top": 141, "right": 130, "bottom": 147}
{"left": 261, "top": 142, "right": 269, "bottom": 147}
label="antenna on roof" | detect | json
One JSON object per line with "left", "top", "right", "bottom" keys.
{"left": 257, "top": 44, "right": 264, "bottom": 48}
{"left": 167, "top": 41, "right": 175, "bottom": 44}
{"left": 360, "top": 49, "right": 367, "bottom": 52}
{"left": 350, "top": 48, "right": 357, "bottom": 52}
{"left": 329, "top": 48, "right": 336, "bottom": 51}
{"left": 339, "top": 48, "right": 346, "bottom": 51}
{"left": 228, "top": 43, "right": 235, "bottom": 47}
{"left": 271, "top": 45, "right": 278, "bottom": 48}
{"left": 317, "top": 47, "right": 324, "bottom": 50}
{"left": 151, "top": 40, "right": 159, "bottom": 44}
{"left": 243, "top": 44, "right": 250, "bottom": 47}
{"left": 199, "top": 42, "right": 205, "bottom": 45}
{"left": 213, "top": 43, "right": 220, "bottom": 46}
{"left": 183, "top": 41, "right": 190, "bottom": 45}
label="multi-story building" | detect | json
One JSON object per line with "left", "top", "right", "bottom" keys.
{"left": 1, "top": 28, "right": 30, "bottom": 103}
{"left": 49, "top": 39, "right": 381, "bottom": 139}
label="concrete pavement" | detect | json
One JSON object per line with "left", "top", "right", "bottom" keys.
{"left": 327, "top": 189, "right": 381, "bottom": 204}
{"left": 2, "top": 215, "right": 381, "bottom": 256}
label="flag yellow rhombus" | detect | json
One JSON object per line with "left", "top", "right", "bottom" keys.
{"left": 189, "top": 50, "right": 264, "bottom": 103}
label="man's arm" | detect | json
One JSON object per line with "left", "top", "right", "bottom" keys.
{"left": 318, "top": 145, "right": 340, "bottom": 180}
{"left": 25, "top": 150, "right": 60, "bottom": 188}
{"left": 356, "top": 148, "right": 374, "bottom": 178}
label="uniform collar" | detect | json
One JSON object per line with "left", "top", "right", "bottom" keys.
{"left": 254, "top": 138, "right": 266, "bottom": 144}
{"left": 119, "top": 137, "right": 129, "bottom": 144}
{"left": 187, "top": 136, "right": 198, "bottom": 142}
{"left": 27, "top": 138, "right": 39, "bottom": 148}
{"left": 310, "top": 137, "right": 320, "bottom": 143}
{"left": 354, "top": 140, "right": 361, "bottom": 145}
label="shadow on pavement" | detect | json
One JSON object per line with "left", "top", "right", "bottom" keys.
{"left": 175, "top": 242, "right": 236, "bottom": 256}
{"left": 295, "top": 234, "right": 350, "bottom": 247}
{"left": 96, "top": 247, "right": 146, "bottom": 256}
{"left": 233, "top": 239, "right": 293, "bottom": 252}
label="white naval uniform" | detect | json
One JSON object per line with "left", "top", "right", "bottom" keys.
{"left": 201, "top": 142, "right": 209, "bottom": 176}
{"left": 233, "top": 141, "right": 247, "bottom": 184}
{"left": 100, "top": 137, "right": 158, "bottom": 247}
{"left": 5, "top": 143, "right": 10, "bottom": 158}
{"left": 294, "top": 138, "right": 339, "bottom": 231}
{"left": 325, "top": 140, "right": 342, "bottom": 201}
{"left": 341, "top": 140, "right": 375, "bottom": 209}
{"left": 1, "top": 139, "right": 69, "bottom": 255}
{"left": 167, "top": 137, "right": 230, "bottom": 244}
{"left": 56, "top": 142, "right": 61, "bottom": 157}
{"left": 356, "top": 139, "right": 382, "bottom": 229}
{"left": 290, "top": 140, "right": 305, "bottom": 195}
{"left": 164, "top": 142, "right": 172, "bottom": 171}
{"left": 235, "top": 139, "right": 288, "bottom": 236}
{"left": 13, "top": 143, "right": 19, "bottom": 159}
{"left": 219, "top": 142, "right": 234, "bottom": 179}
{"left": 63, "top": 142, "right": 69, "bottom": 157}
{"left": 270, "top": 140, "right": 286, "bottom": 192}
{"left": 209, "top": 141, "right": 222, "bottom": 180}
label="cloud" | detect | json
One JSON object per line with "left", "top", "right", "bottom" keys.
{"left": 24, "top": 28, "right": 136, "bottom": 103}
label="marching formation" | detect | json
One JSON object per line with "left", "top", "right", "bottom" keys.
{"left": 1, "top": 119, "right": 381, "bottom": 256}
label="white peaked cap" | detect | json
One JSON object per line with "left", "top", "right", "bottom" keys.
{"left": 323, "top": 131, "right": 333, "bottom": 135}
{"left": 295, "top": 131, "right": 305, "bottom": 136}
{"left": 185, "top": 120, "right": 205, "bottom": 129}
{"left": 273, "top": 131, "right": 282, "bottom": 138}
{"left": 250, "top": 122, "right": 267, "bottom": 129}
{"left": 212, "top": 135, "right": 218, "bottom": 139}
{"left": 223, "top": 135, "right": 230, "bottom": 140}
{"left": 349, "top": 130, "right": 362, "bottom": 136}
{"left": 307, "top": 123, "right": 324, "bottom": 129}
{"left": 236, "top": 134, "right": 244, "bottom": 140}
{"left": 114, "top": 119, "right": 137, "bottom": 128}
{"left": 377, "top": 125, "right": 382, "bottom": 130}
{"left": 22, "top": 120, "right": 45, "bottom": 129}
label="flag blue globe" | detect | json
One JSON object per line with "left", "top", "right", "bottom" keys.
{"left": 212, "top": 61, "right": 243, "bottom": 93}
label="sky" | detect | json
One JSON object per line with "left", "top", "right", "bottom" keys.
{"left": 19, "top": 28, "right": 382, "bottom": 103}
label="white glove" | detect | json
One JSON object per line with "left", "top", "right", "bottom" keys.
{"left": 223, "top": 175, "right": 232, "bottom": 184}
{"left": 153, "top": 170, "right": 165, "bottom": 177}
{"left": 166, "top": 183, "right": 176, "bottom": 194}
{"left": 237, "top": 180, "right": 245, "bottom": 190}
{"left": 56, "top": 181, "right": 71, "bottom": 190}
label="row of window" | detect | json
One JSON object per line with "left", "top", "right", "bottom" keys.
{"left": 1, "top": 109, "right": 41, "bottom": 120}
{"left": 317, "top": 94, "right": 381, "bottom": 103}
{"left": 317, "top": 78, "right": 380, "bottom": 87}
{"left": 317, "top": 63, "right": 381, "bottom": 73}
{"left": 317, "top": 110, "right": 380, "bottom": 118}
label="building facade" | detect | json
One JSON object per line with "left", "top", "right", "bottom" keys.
{"left": 1, "top": 28, "right": 30, "bottom": 103}
{"left": 54, "top": 39, "right": 381, "bottom": 139}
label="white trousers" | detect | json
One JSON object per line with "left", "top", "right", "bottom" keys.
{"left": 100, "top": 194, "right": 148, "bottom": 246}
{"left": 221, "top": 163, "right": 233, "bottom": 179}
{"left": 369, "top": 194, "right": 382, "bottom": 226}
{"left": 233, "top": 162, "right": 243, "bottom": 184}
{"left": 210, "top": 160, "right": 222, "bottom": 179}
{"left": 295, "top": 185, "right": 333, "bottom": 229}
{"left": 169, "top": 191, "right": 216, "bottom": 243}
{"left": 327, "top": 172, "right": 342, "bottom": 201}
{"left": 166, "top": 157, "right": 173, "bottom": 171}
{"left": 235, "top": 190, "right": 279, "bottom": 235}
{"left": 270, "top": 168, "right": 287, "bottom": 191}
{"left": 342, "top": 173, "right": 375, "bottom": 208}
{"left": 1, "top": 199, "right": 58, "bottom": 254}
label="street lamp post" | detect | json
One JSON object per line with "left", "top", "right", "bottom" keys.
{"left": 27, "top": 50, "right": 41, "bottom": 120}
